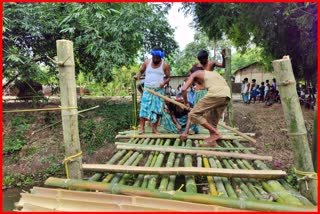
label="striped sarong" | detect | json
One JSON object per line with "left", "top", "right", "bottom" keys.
{"left": 139, "top": 87, "right": 164, "bottom": 124}
{"left": 194, "top": 89, "right": 208, "bottom": 104}
{"left": 161, "top": 112, "right": 199, "bottom": 134}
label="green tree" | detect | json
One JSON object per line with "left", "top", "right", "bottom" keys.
{"left": 182, "top": 3, "right": 317, "bottom": 84}
{"left": 3, "top": 3, "right": 178, "bottom": 84}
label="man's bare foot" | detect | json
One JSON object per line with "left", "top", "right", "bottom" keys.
{"left": 152, "top": 129, "right": 161, "bottom": 134}
{"left": 138, "top": 129, "right": 145, "bottom": 135}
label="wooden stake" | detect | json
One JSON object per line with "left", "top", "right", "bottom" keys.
{"left": 272, "top": 57, "right": 317, "bottom": 204}
{"left": 57, "top": 40, "right": 82, "bottom": 179}
{"left": 224, "top": 48, "right": 234, "bottom": 126}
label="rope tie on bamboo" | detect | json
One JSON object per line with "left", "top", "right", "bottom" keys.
{"left": 63, "top": 151, "right": 83, "bottom": 179}
{"left": 294, "top": 168, "right": 317, "bottom": 190}
{"left": 3, "top": 106, "right": 78, "bottom": 113}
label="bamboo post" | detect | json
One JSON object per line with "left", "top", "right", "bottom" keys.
{"left": 224, "top": 48, "right": 234, "bottom": 126}
{"left": 312, "top": 102, "right": 317, "bottom": 172}
{"left": 272, "top": 57, "right": 317, "bottom": 204}
{"left": 57, "top": 39, "right": 82, "bottom": 179}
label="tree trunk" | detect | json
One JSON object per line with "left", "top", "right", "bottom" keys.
{"left": 57, "top": 40, "right": 82, "bottom": 179}
{"left": 224, "top": 48, "right": 234, "bottom": 126}
{"left": 2, "top": 73, "right": 19, "bottom": 90}
{"left": 272, "top": 57, "right": 317, "bottom": 204}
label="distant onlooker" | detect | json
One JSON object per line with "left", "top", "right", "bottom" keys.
{"left": 248, "top": 79, "right": 257, "bottom": 104}
{"left": 272, "top": 78, "right": 277, "bottom": 91}
{"left": 264, "top": 79, "right": 270, "bottom": 99}
{"left": 258, "top": 82, "right": 265, "bottom": 102}
{"left": 242, "top": 78, "right": 250, "bottom": 104}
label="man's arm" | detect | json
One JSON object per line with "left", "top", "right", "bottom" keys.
{"left": 134, "top": 60, "right": 147, "bottom": 80}
{"left": 212, "top": 49, "right": 226, "bottom": 69}
{"left": 160, "top": 63, "right": 171, "bottom": 89}
{"left": 181, "top": 74, "right": 196, "bottom": 108}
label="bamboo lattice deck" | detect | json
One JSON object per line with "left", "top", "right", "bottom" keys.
{"left": 15, "top": 126, "right": 316, "bottom": 211}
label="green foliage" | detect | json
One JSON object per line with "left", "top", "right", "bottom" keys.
{"left": 2, "top": 173, "right": 35, "bottom": 188}
{"left": 287, "top": 168, "right": 299, "bottom": 189}
{"left": 3, "top": 3, "right": 178, "bottom": 84}
{"left": 182, "top": 3, "right": 317, "bottom": 82}
{"left": 79, "top": 103, "right": 133, "bottom": 154}
{"left": 3, "top": 116, "right": 29, "bottom": 154}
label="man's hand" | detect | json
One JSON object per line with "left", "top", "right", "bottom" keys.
{"left": 221, "top": 49, "right": 226, "bottom": 57}
{"left": 159, "top": 82, "right": 165, "bottom": 89}
{"left": 176, "top": 124, "right": 182, "bottom": 133}
{"left": 180, "top": 131, "right": 188, "bottom": 142}
{"left": 133, "top": 74, "right": 139, "bottom": 80}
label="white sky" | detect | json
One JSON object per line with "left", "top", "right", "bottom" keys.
{"left": 167, "top": 3, "right": 195, "bottom": 51}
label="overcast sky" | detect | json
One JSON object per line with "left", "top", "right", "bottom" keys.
{"left": 167, "top": 3, "right": 195, "bottom": 51}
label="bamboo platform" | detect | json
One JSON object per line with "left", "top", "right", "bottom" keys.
{"left": 15, "top": 126, "right": 317, "bottom": 212}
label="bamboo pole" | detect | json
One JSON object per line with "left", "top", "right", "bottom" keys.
{"left": 167, "top": 142, "right": 185, "bottom": 191}
{"left": 146, "top": 88, "right": 256, "bottom": 143}
{"left": 272, "top": 57, "right": 317, "bottom": 203}
{"left": 141, "top": 139, "right": 164, "bottom": 188}
{"left": 57, "top": 39, "right": 82, "bottom": 179}
{"left": 184, "top": 139, "right": 197, "bottom": 193}
{"left": 115, "top": 142, "right": 255, "bottom": 151}
{"left": 148, "top": 139, "right": 171, "bottom": 189}
{"left": 312, "top": 102, "right": 317, "bottom": 172}
{"left": 116, "top": 133, "right": 249, "bottom": 141}
{"left": 224, "top": 48, "right": 234, "bottom": 126}
{"left": 232, "top": 141, "right": 312, "bottom": 205}
{"left": 82, "top": 164, "right": 287, "bottom": 179}
{"left": 116, "top": 144, "right": 272, "bottom": 161}
{"left": 159, "top": 139, "right": 180, "bottom": 191}
{"left": 45, "top": 177, "right": 317, "bottom": 212}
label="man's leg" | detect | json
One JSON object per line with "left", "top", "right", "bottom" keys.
{"left": 139, "top": 117, "right": 146, "bottom": 134}
{"left": 152, "top": 114, "right": 161, "bottom": 134}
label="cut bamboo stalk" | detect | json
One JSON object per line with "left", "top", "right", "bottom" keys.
{"left": 218, "top": 123, "right": 256, "bottom": 144}
{"left": 279, "top": 180, "right": 314, "bottom": 206}
{"left": 82, "top": 164, "right": 287, "bottom": 179}
{"left": 224, "top": 48, "right": 234, "bottom": 126}
{"left": 116, "top": 145, "right": 272, "bottom": 161}
{"left": 115, "top": 142, "right": 255, "bottom": 151}
{"left": 102, "top": 138, "right": 147, "bottom": 183}
{"left": 212, "top": 158, "right": 237, "bottom": 199}
{"left": 198, "top": 140, "right": 218, "bottom": 196}
{"left": 159, "top": 139, "right": 180, "bottom": 191}
{"left": 57, "top": 39, "right": 82, "bottom": 179}
{"left": 116, "top": 133, "right": 249, "bottom": 141}
{"left": 232, "top": 141, "right": 307, "bottom": 205}
{"left": 141, "top": 139, "right": 163, "bottom": 188}
{"left": 272, "top": 57, "right": 317, "bottom": 203}
{"left": 167, "top": 142, "right": 185, "bottom": 191}
{"left": 133, "top": 139, "right": 160, "bottom": 187}
{"left": 45, "top": 177, "right": 317, "bottom": 212}
{"left": 184, "top": 139, "right": 197, "bottom": 193}
{"left": 148, "top": 139, "right": 171, "bottom": 189}
{"left": 222, "top": 159, "right": 256, "bottom": 200}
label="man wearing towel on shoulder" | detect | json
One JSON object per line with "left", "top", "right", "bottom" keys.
{"left": 134, "top": 47, "right": 170, "bottom": 134}
{"left": 180, "top": 66, "right": 230, "bottom": 147}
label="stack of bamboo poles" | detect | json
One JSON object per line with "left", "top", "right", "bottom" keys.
{"left": 17, "top": 129, "right": 317, "bottom": 211}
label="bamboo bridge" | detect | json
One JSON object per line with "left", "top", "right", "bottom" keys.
{"left": 15, "top": 126, "right": 317, "bottom": 212}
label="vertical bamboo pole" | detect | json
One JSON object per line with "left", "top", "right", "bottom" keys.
{"left": 224, "top": 48, "right": 234, "bottom": 126}
{"left": 57, "top": 39, "right": 82, "bottom": 179}
{"left": 312, "top": 102, "right": 317, "bottom": 172}
{"left": 272, "top": 57, "right": 317, "bottom": 203}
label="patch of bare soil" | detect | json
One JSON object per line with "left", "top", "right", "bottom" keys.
{"left": 233, "top": 101, "right": 315, "bottom": 171}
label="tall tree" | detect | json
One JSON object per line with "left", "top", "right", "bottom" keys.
{"left": 182, "top": 3, "right": 317, "bottom": 84}
{"left": 3, "top": 3, "right": 178, "bottom": 84}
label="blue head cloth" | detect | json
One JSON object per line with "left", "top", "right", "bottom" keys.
{"left": 150, "top": 50, "right": 165, "bottom": 58}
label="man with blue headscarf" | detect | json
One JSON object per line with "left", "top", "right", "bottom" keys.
{"left": 134, "top": 47, "right": 170, "bottom": 134}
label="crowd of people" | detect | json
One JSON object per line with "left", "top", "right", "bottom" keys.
{"left": 134, "top": 47, "right": 229, "bottom": 147}
{"left": 241, "top": 78, "right": 280, "bottom": 106}
{"left": 241, "top": 77, "right": 317, "bottom": 108}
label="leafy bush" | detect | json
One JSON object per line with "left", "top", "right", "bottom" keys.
{"left": 79, "top": 103, "right": 133, "bottom": 154}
